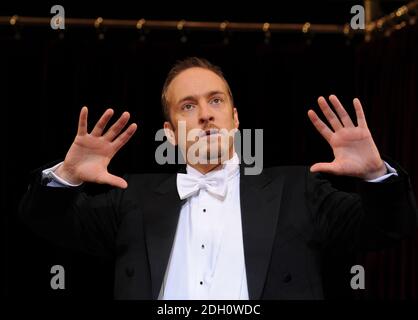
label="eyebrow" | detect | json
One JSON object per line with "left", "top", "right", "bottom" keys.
{"left": 176, "top": 91, "right": 226, "bottom": 106}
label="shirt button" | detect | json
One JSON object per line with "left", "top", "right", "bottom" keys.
{"left": 201, "top": 244, "right": 205, "bottom": 249}
{"left": 200, "top": 281, "right": 203, "bottom": 285}
{"left": 203, "top": 209, "right": 206, "bottom": 213}
{"left": 282, "top": 272, "right": 292, "bottom": 283}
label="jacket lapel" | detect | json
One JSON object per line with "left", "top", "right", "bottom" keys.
{"left": 240, "top": 166, "right": 284, "bottom": 299}
{"left": 144, "top": 172, "right": 186, "bottom": 299}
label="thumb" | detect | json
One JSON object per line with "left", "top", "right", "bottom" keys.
{"left": 100, "top": 173, "right": 128, "bottom": 189}
{"left": 310, "top": 162, "right": 336, "bottom": 174}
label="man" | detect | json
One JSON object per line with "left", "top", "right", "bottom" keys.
{"left": 20, "top": 57, "right": 417, "bottom": 299}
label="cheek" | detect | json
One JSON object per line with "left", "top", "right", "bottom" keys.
{"left": 172, "top": 116, "right": 192, "bottom": 131}
{"left": 222, "top": 111, "right": 237, "bottom": 128}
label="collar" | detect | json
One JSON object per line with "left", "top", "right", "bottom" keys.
{"left": 186, "top": 152, "right": 240, "bottom": 181}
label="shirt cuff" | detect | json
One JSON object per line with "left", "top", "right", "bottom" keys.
{"left": 365, "top": 161, "right": 398, "bottom": 183}
{"left": 42, "top": 162, "right": 83, "bottom": 187}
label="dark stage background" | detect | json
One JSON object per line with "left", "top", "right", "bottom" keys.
{"left": 2, "top": 1, "right": 417, "bottom": 299}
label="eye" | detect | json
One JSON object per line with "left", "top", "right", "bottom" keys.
{"left": 210, "top": 97, "right": 223, "bottom": 105}
{"left": 182, "top": 103, "right": 195, "bottom": 111}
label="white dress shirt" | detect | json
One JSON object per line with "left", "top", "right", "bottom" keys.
{"left": 161, "top": 152, "right": 249, "bottom": 300}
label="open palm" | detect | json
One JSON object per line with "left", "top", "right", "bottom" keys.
{"left": 57, "top": 107, "right": 137, "bottom": 188}
{"left": 308, "top": 95, "right": 386, "bottom": 180}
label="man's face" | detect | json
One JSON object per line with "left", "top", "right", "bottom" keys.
{"left": 164, "top": 67, "right": 239, "bottom": 164}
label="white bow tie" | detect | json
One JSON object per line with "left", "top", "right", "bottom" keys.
{"left": 177, "top": 169, "right": 227, "bottom": 200}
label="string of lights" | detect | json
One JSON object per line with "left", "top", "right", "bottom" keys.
{"left": 0, "top": 1, "right": 416, "bottom": 41}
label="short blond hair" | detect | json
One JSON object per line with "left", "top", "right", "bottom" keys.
{"left": 161, "top": 57, "right": 234, "bottom": 122}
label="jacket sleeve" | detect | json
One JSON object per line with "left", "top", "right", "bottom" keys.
{"left": 306, "top": 159, "right": 418, "bottom": 253}
{"left": 18, "top": 161, "right": 128, "bottom": 258}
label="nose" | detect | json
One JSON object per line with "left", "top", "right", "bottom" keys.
{"left": 198, "top": 102, "right": 214, "bottom": 125}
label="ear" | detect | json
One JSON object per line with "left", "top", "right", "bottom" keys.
{"left": 164, "top": 121, "right": 177, "bottom": 146}
{"left": 233, "top": 107, "right": 239, "bottom": 129}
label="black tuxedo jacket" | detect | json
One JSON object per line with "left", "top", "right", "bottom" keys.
{"left": 19, "top": 161, "right": 417, "bottom": 299}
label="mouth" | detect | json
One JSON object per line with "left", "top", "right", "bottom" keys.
{"left": 199, "top": 128, "right": 220, "bottom": 138}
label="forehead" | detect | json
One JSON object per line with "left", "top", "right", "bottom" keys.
{"left": 167, "top": 67, "right": 228, "bottom": 104}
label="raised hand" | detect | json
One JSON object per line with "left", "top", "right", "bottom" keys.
{"left": 307, "top": 95, "right": 386, "bottom": 180}
{"left": 55, "top": 106, "right": 138, "bottom": 188}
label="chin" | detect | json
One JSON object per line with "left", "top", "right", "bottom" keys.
{"left": 186, "top": 135, "right": 232, "bottom": 165}
{"left": 206, "top": 145, "right": 231, "bottom": 164}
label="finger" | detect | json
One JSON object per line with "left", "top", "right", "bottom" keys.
{"left": 77, "top": 106, "right": 88, "bottom": 136}
{"left": 307, "top": 110, "right": 333, "bottom": 143}
{"left": 329, "top": 95, "right": 354, "bottom": 127}
{"left": 353, "top": 98, "right": 368, "bottom": 128}
{"left": 112, "top": 123, "right": 138, "bottom": 152}
{"left": 99, "top": 173, "right": 128, "bottom": 189}
{"left": 104, "top": 111, "right": 131, "bottom": 141}
{"left": 91, "top": 108, "right": 115, "bottom": 137}
{"left": 317, "top": 96, "right": 343, "bottom": 131}
{"left": 310, "top": 162, "right": 337, "bottom": 174}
